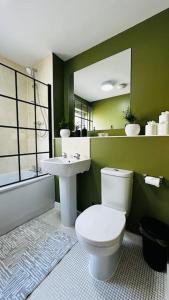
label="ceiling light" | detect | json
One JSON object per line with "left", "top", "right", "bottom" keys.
{"left": 117, "top": 83, "right": 128, "bottom": 89}
{"left": 101, "top": 81, "right": 115, "bottom": 92}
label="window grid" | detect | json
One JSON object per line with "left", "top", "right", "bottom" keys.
{"left": 33, "top": 77, "right": 38, "bottom": 177}
{"left": 15, "top": 70, "right": 21, "bottom": 181}
{"left": 74, "top": 97, "right": 93, "bottom": 131}
{"left": 0, "top": 62, "right": 52, "bottom": 188}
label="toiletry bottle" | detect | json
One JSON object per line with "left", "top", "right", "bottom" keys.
{"left": 82, "top": 126, "right": 87, "bottom": 137}
{"left": 75, "top": 126, "right": 81, "bottom": 137}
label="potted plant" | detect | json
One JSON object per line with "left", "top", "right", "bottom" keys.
{"left": 59, "top": 119, "right": 70, "bottom": 138}
{"left": 123, "top": 107, "right": 140, "bottom": 136}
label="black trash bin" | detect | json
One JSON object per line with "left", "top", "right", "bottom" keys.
{"left": 139, "top": 217, "right": 169, "bottom": 272}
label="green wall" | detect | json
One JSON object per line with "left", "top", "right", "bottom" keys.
{"left": 54, "top": 9, "right": 169, "bottom": 234}
{"left": 84, "top": 137, "right": 169, "bottom": 233}
{"left": 92, "top": 94, "right": 130, "bottom": 130}
{"left": 55, "top": 136, "right": 169, "bottom": 233}
{"left": 64, "top": 9, "right": 169, "bottom": 128}
{"left": 53, "top": 53, "right": 64, "bottom": 136}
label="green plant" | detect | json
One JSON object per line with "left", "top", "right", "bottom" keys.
{"left": 88, "top": 130, "right": 98, "bottom": 137}
{"left": 59, "top": 119, "right": 69, "bottom": 129}
{"left": 123, "top": 107, "right": 136, "bottom": 124}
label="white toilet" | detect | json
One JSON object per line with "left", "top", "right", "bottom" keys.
{"left": 75, "top": 167, "right": 133, "bottom": 281}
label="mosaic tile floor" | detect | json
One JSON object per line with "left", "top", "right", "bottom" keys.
{"left": 29, "top": 206, "right": 167, "bottom": 300}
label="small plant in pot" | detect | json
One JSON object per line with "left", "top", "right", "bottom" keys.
{"left": 59, "top": 119, "right": 70, "bottom": 138}
{"left": 123, "top": 107, "right": 140, "bottom": 136}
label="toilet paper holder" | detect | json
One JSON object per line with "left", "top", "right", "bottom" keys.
{"left": 143, "top": 174, "right": 164, "bottom": 184}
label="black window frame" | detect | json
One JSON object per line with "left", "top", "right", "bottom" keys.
{"left": 0, "top": 62, "right": 52, "bottom": 188}
{"left": 74, "top": 96, "right": 93, "bottom": 131}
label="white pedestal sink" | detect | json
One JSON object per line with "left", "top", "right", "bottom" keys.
{"left": 41, "top": 157, "right": 91, "bottom": 226}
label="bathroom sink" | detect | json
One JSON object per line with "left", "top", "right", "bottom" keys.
{"left": 41, "top": 156, "right": 91, "bottom": 227}
{"left": 41, "top": 157, "right": 91, "bottom": 177}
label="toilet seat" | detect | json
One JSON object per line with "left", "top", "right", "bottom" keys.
{"left": 75, "top": 205, "right": 126, "bottom": 247}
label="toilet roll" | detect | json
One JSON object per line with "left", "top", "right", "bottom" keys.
{"left": 144, "top": 176, "right": 160, "bottom": 188}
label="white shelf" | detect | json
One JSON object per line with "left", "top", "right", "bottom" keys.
{"left": 89, "top": 135, "right": 169, "bottom": 138}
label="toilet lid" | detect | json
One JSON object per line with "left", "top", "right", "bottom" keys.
{"left": 75, "top": 205, "right": 126, "bottom": 247}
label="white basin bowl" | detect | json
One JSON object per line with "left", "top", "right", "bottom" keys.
{"left": 41, "top": 157, "right": 91, "bottom": 177}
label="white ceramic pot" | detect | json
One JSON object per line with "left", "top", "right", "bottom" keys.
{"left": 125, "top": 124, "right": 140, "bottom": 136}
{"left": 60, "top": 129, "right": 70, "bottom": 138}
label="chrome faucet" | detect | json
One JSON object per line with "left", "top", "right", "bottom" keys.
{"left": 62, "top": 152, "right": 67, "bottom": 158}
{"left": 74, "top": 153, "right": 80, "bottom": 160}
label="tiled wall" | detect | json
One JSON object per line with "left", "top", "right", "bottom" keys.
{"left": 0, "top": 54, "right": 53, "bottom": 175}
{"left": 61, "top": 137, "right": 90, "bottom": 159}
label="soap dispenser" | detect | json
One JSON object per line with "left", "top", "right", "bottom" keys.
{"left": 82, "top": 126, "right": 87, "bottom": 137}
{"left": 75, "top": 126, "right": 81, "bottom": 137}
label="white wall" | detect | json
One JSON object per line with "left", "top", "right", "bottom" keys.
{"left": 62, "top": 137, "right": 90, "bottom": 159}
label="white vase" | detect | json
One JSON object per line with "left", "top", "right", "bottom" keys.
{"left": 125, "top": 124, "right": 140, "bottom": 136}
{"left": 60, "top": 129, "right": 70, "bottom": 138}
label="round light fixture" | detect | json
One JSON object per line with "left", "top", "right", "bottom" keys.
{"left": 117, "top": 83, "right": 128, "bottom": 89}
{"left": 101, "top": 81, "right": 114, "bottom": 92}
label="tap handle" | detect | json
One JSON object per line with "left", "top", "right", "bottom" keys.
{"left": 62, "top": 152, "right": 67, "bottom": 158}
{"left": 74, "top": 153, "right": 80, "bottom": 159}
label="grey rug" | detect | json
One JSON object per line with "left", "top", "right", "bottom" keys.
{"left": 0, "top": 218, "right": 77, "bottom": 300}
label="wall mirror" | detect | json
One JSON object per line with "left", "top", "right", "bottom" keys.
{"left": 73, "top": 48, "right": 131, "bottom": 134}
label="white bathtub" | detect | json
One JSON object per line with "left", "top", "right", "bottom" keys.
{"left": 0, "top": 170, "right": 39, "bottom": 186}
{"left": 0, "top": 172, "right": 55, "bottom": 236}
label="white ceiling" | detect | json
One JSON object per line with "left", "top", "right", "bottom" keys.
{"left": 0, "top": 0, "right": 169, "bottom": 66}
{"left": 74, "top": 49, "right": 131, "bottom": 101}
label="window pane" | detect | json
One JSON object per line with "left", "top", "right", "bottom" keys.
{"left": 37, "top": 131, "right": 49, "bottom": 152}
{"left": 75, "top": 100, "right": 81, "bottom": 118}
{"left": 75, "top": 99, "right": 81, "bottom": 110}
{"left": 89, "top": 121, "right": 93, "bottom": 131}
{"left": 0, "top": 128, "right": 18, "bottom": 155}
{"left": 75, "top": 116, "right": 82, "bottom": 130}
{"left": 82, "top": 119, "right": 88, "bottom": 129}
{"left": 82, "top": 104, "right": 88, "bottom": 119}
{"left": 19, "top": 129, "right": 36, "bottom": 154}
{"left": 17, "top": 73, "right": 34, "bottom": 102}
{"left": 87, "top": 121, "right": 90, "bottom": 131}
{"left": 20, "top": 155, "right": 37, "bottom": 180}
{"left": 88, "top": 107, "right": 93, "bottom": 121}
{"left": 36, "top": 106, "right": 48, "bottom": 130}
{"left": 37, "top": 153, "right": 49, "bottom": 175}
{"left": 0, "top": 65, "right": 15, "bottom": 98}
{"left": 35, "top": 82, "right": 48, "bottom": 107}
{"left": 18, "top": 102, "right": 35, "bottom": 128}
{"left": 74, "top": 98, "right": 93, "bottom": 131}
{"left": 75, "top": 110, "right": 81, "bottom": 118}
{"left": 0, "top": 97, "right": 16, "bottom": 126}
{"left": 0, "top": 156, "right": 19, "bottom": 186}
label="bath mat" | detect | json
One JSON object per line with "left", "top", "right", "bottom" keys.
{"left": 0, "top": 218, "right": 77, "bottom": 300}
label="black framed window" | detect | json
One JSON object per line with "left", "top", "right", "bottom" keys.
{"left": 0, "top": 62, "right": 52, "bottom": 187}
{"left": 74, "top": 96, "right": 93, "bottom": 131}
